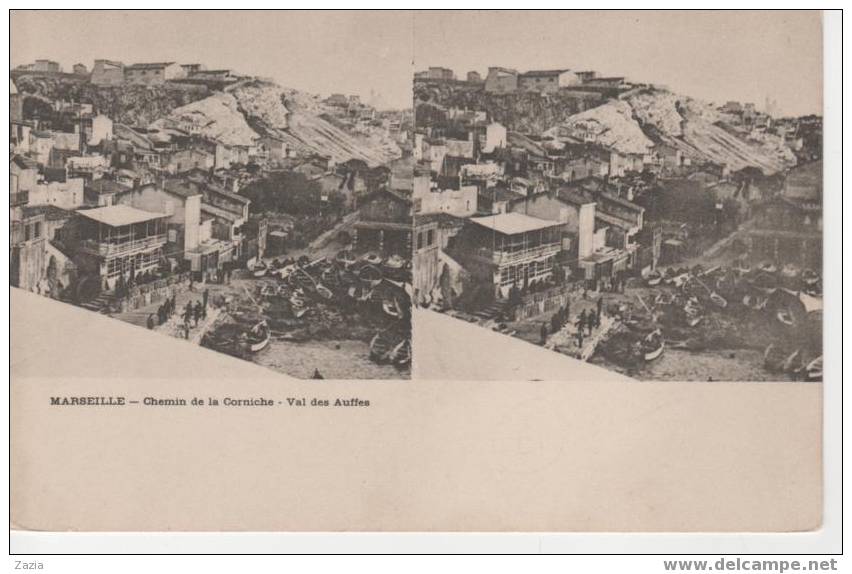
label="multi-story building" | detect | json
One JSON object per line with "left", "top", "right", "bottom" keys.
{"left": 484, "top": 67, "right": 518, "bottom": 93}
{"left": 74, "top": 205, "right": 169, "bottom": 290}
{"left": 518, "top": 69, "right": 581, "bottom": 93}
{"left": 123, "top": 62, "right": 186, "bottom": 85}
{"left": 449, "top": 212, "right": 562, "bottom": 298}
{"left": 91, "top": 60, "right": 125, "bottom": 86}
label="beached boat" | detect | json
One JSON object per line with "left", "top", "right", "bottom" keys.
{"left": 335, "top": 249, "right": 358, "bottom": 268}
{"left": 389, "top": 338, "right": 411, "bottom": 367}
{"left": 382, "top": 297, "right": 405, "bottom": 319}
{"left": 709, "top": 292, "right": 728, "bottom": 309}
{"left": 362, "top": 252, "right": 383, "bottom": 266}
{"left": 764, "top": 344, "right": 799, "bottom": 372}
{"left": 804, "top": 356, "right": 823, "bottom": 381}
{"left": 645, "top": 270, "right": 663, "bottom": 286}
{"left": 248, "top": 261, "right": 268, "bottom": 278}
{"left": 758, "top": 261, "right": 778, "bottom": 274}
{"left": 780, "top": 263, "right": 800, "bottom": 279}
{"left": 259, "top": 284, "right": 277, "bottom": 299}
{"left": 315, "top": 284, "right": 334, "bottom": 301}
{"left": 776, "top": 309, "right": 796, "bottom": 326}
{"left": 383, "top": 254, "right": 406, "bottom": 270}
{"left": 742, "top": 293, "right": 768, "bottom": 310}
{"left": 781, "top": 348, "right": 801, "bottom": 373}
{"left": 246, "top": 321, "right": 270, "bottom": 353}
{"left": 357, "top": 263, "right": 384, "bottom": 286}
{"left": 643, "top": 330, "right": 665, "bottom": 362}
{"left": 732, "top": 259, "right": 752, "bottom": 275}
{"left": 801, "top": 268, "right": 820, "bottom": 287}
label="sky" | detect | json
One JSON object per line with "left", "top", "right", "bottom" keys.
{"left": 10, "top": 10, "right": 415, "bottom": 110}
{"left": 413, "top": 10, "right": 823, "bottom": 117}
{"left": 12, "top": 11, "right": 822, "bottom": 116}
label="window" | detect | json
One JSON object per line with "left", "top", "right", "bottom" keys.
{"left": 427, "top": 229, "right": 434, "bottom": 246}
{"left": 417, "top": 232, "right": 423, "bottom": 250}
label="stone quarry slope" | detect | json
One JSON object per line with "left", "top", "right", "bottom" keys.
{"left": 15, "top": 75, "right": 400, "bottom": 167}
{"left": 562, "top": 89, "right": 797, "bottom": 174}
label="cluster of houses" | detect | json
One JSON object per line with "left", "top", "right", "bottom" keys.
{"left": 415, "top": 65, "right": 636, "bottom": 97}
{"left": 9, "top": 70, "right": 272, "bottom": 305}
{"left": 14, "top": 58, "right": 242, "bottom": 89}
{"left": 10, "top": 61, "right": 416, "bottom": 314}
{"left": 411, "top": 111, "right": 659, "bottom": 311}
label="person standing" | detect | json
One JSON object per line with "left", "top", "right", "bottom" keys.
{"left": 540, "top": 322, "right": 549, "bottom": 345}
{"left": 203, "top": 288, "right": 209, "bottom": 309}
{"left": 183, "top": 302, "right": 193, "bottom": 326}
{"left": 597, "top": 295, "right": 604, "bottom": 318}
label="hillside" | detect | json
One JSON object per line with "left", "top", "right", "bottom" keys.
{"left": 15, "top": 75, "right": 401, "bottom": 167}
{"left": 414, "top": 81, "right": 604, "bottom": 133}
{"left": 415, "top": 81, "right": 797, "bottom": 174}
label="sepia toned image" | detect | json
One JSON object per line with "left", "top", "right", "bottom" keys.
{"left": 9, "top": 10, "right": 835, "bottom": 541}
{"left": 412, "top": 10, "right": 823, "bottom": 382}
{"left": 10, "top": 10, "right": 414, "bottom": 380}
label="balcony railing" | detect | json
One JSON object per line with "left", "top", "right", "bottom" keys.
{"left": 79, "top": 234, "right": 167, "bottom": 258}
{"left": 493, "top": 243, "right": 561, "bottom": 266}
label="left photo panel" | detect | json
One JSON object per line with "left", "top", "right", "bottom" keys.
{"left": 10, "top": 10, "right": 415, "bottom": 379}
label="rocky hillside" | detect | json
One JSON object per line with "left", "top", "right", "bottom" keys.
{"left": 621, "top": 89, "right": 796, "bottom": 174}
{"left": 14, "top": 75, "right": 401, "bottom": 167}
{"left": 416, "top": 80, "right": 796, "bottom": 174}
{"left": 230, "top": 81, "right": 401, "bottom": 166}
{"left": 415, "top": 81, "right": 603, "bottom": 133}
{"left": 13, "top": 74, "right": 211, "bottom": 126}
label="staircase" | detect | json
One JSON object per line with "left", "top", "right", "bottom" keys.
{"left": 78, "top": 291, "right": 118, "bottom": 314}
{"left": 473, "top": 299, "right": 511, "bottom": 321}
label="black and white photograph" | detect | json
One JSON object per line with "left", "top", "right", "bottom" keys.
{"left": 10, "top": 11, "right": 414, "bottom": 379}
{"left": 413, "top": 10, "right": 823, "bottom": 382}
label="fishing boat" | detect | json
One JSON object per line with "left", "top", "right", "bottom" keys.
{"left": 382, "top": 296, "right": 405, "bottom": 319}
{"left": 289, "top": 292, "right": 309, "bottom": 318}
{"left": 804, "top": 356, "right": 823, "bottom": 381}
{"left": 335, "top": 249, "right": 358, "bottom": 268}
{"left": 776, "top": 308, "right": 796, "bottom": 326}
{"left": 742, "top": 293, "right": 768, "bottom": 310}
{"left": 383, "top": 254, "right": 406, "bottom": 270}
{"left": 259, "top": 284, "right": 277, "bottom": 299}
{"left": 683, "top": 301, "right": 704, "bottom": 326}
{"left": 370, "top": 329, "right": 403, "bottom": 363}
{"left": 357, "top": 263, "right": 384, "bottom": 286}
{"left": 246, "top": 321, "right": 270, "bottom": 353}
{"left": 315, "top": 283, "right": 334, "bottom": 301}
{"left": 732, "top": 259, "right": 752, "bottom": 275}
{"left": 763, "top": 344, "right": 782, "bottom": 371}
{"left": 248, "top": 260, "right": 268, "bottom": 278}
{"left": 781, "top": 348, "right": 802, "bottom": 373}
{"left": 388, "top": 338, "right": 411, "bottom": 367}
{"left": 643, "top": 329, "right": 665, "bottom": 361}
{"left": 709, "top": 292, "right": 728, "bottom": 309}
{"left": 764, "top": 343, "right": 796, "bottom": 372}
{"left": 780, "top": 263, "right": 800, "bottom": 279}
{"left": 362, "top": 252, "right": 383, "bottom": 266}
{"left": 801, "top": 268, "right": 820, "bottom": 287}
{"left": 670, "top": 338, "right": 705, "bottom": 352}
{"left": 645, "top": 270, "right": 663, "bottom": 286}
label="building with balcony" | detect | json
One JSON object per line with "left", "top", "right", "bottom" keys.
{"left": 74, "top": 205, "right": 168, "bottom": 290}
{"left": 448, "top": 212, "right": 562, "bottom": 298}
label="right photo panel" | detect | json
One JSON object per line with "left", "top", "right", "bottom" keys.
{"left": 412, "top": 10, "right": 823, "bottom": 381}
